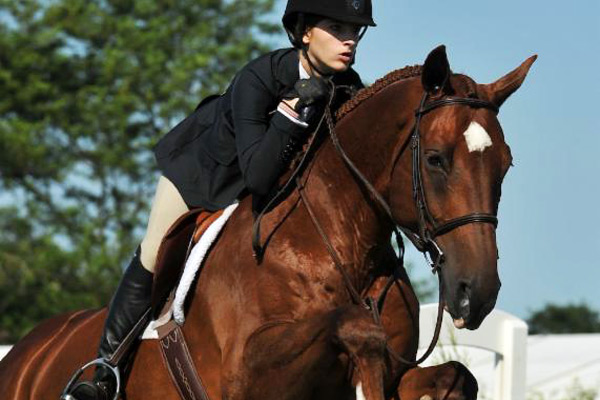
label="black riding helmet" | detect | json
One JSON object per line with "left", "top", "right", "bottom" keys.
{"left": 282, "top": 0, "right": 376, "bottom": 48}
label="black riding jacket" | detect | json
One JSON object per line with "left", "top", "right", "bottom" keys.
{"left": 154, "top": 48, "right": 363, "bottom": 211}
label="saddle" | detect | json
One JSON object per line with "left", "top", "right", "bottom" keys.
{"left": 151, "top": 208, "right": 224, "bottom": 313}
{"left": 138, "top": 207, "right": 226, "bottom": 400}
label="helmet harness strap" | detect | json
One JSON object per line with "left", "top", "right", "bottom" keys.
{"left": 301, "top": 46, "right": 332, "bottom": 78}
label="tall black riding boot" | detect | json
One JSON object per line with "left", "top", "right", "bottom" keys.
{"left": 68, "top": 247, "right": 153, "bottom": 400}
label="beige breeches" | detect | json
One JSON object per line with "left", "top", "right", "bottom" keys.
{"left": 140, "top": 176, "right": 189, "bottom": 272}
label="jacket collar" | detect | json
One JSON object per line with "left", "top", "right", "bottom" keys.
{"left": 276, "top": 48, "right": 301, "bottom": 90}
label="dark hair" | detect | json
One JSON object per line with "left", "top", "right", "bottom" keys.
{"left": 289, "top": 13, "right": 324, "bottom": 48}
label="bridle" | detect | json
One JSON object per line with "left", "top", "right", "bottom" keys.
{"left": 251, "top": 83, "right": 500, "bottom": 365}
{"left": 406, "top": 93, "right": 500, "bottom": 273}
{"left": 315, "top": 89, "right": 500, "bottom": 274}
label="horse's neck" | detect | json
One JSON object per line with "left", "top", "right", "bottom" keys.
{"left": 304, "top": 80, "right": 417, "bottom": 272}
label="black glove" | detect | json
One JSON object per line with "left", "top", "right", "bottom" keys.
{"left": 286, "top": 77, "right": 331, "bottom": 126}
{"left": 294, "top": 77, "right": 330, "bottom": 108}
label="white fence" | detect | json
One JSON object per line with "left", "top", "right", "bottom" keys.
{"left": 0, "top": 345, "right": 12, "bottom": 361}
{"left": 418, "top": 304, "right": 528, "bottom": 400}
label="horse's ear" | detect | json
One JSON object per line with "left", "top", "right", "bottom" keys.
{"left": 422, "top": 45, "right": 451, "bottom": 94}
{"left": 480, "top": 55, "right": 537, "bottom": 108}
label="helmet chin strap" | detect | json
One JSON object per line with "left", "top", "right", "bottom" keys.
{"left": 358, "top": 26, "right": 369, "bottom": 42}
{"left": 300, "top": 26, "right": 367, "bottom": 76}
{"left": 301, "top": 46, "right": 332, "bottom": 78}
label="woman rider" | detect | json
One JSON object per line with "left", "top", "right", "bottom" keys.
{"left": 67, "top": 0, "right": 375, "bottom": 399}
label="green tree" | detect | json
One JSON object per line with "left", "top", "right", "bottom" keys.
{"left": 0, "top": 0, "right": 278, "bottom": 342}
{"left": 526, "top": 302, "right": 600, "bottom": 334}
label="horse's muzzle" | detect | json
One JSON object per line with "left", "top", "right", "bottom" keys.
{"left": 447, "top": 278, "right": 500, "bottom": 330}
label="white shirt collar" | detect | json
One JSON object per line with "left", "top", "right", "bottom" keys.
{"left": 299, "top": 61, "right": 310, "bottom": 79}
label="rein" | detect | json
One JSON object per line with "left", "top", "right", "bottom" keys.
{"left": 251, "top": 81, "right": 500, "bottom": 366}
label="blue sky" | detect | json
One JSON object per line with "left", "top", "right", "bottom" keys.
{"left": 271, "top": 0, "right": 600, "bottom": 318}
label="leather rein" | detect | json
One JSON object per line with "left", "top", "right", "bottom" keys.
{"left": 252, "top": 84, "right": 500, "bottom": 366}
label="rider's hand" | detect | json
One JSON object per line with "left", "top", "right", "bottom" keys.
{"left": 284, "top": 77, "right": 331, "bottom": 126}
{"left": 293, "top": 77, "right": 330, "bottom": 109}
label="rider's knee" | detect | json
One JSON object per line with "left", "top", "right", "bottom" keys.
{"left": 139, "top": 238, "right": 158, "bottom": 273}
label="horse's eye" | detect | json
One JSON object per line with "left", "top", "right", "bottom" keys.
{"left": 427, "top": 154, "right": 444, "bottom": 169}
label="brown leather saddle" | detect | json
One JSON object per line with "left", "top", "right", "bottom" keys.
{"left": 151, "top": 208, "right": 224, "bottom": 313}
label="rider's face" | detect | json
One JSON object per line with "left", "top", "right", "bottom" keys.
{"left": 302, "top": 19, "right": 362, "bottom": 75}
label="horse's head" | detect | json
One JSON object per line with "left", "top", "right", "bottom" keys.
{"left": 386, "top": 46, "right": 536, "bottom": 329}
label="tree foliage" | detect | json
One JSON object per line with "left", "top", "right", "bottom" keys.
{"left": 526, "top": 302, "right": 600, "bottom": 334}
{"left": 0, "top": 0, "right": 278, "bottom": 342}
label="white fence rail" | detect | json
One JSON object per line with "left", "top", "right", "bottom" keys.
{"left": 0, "top": 345, "right": 12, "bottom": 362}
{"left": 418, "top": 304, "right": 528, "bottom": 400}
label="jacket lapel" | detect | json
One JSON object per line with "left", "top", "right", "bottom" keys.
{"left": 275, "top": 48, "right": 300, "bottom": 96}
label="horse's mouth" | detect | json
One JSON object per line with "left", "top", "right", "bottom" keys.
{"left": 444, "top": 304, "right": 486, "bottom": 330}
{"left": 452, "top": 317, "right": 467, "bottom": 329}
{"left": 444, "top": 304, "right": 466, "bottom": 329}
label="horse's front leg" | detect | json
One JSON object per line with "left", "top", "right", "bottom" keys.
{"left": 334, "top": 305, "right": 388, "bottom": 400}
{"left": 363, "top": 259, "right": 421, "bottom": 394}
{"left": 225, "top": 305, "right": 387, "bottom": 400}
{"left": 397, "top": 362, "right": 478, "bottom": 400}
{"left": 364, "top": 247, "right": 478, "bottom": 400}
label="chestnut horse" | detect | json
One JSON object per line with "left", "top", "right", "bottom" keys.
{"left": 0, "top": 46, "right": 535, "bottom": 400}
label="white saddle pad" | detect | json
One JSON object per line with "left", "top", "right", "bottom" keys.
{"left": 142, "top": 202, "right": 238, "bottom": 339}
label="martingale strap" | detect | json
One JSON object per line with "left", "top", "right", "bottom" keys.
{"left": 299, "top": 90, "right": 501, "bottom": 367}
{"left": 250, "top": 82, "right": 501, "bottom": 369}
{"left": 158, "top": 321, "right": 210, "bottom": 400}
{"left": 296, "top": 177, "right": 366, "bottom": 307}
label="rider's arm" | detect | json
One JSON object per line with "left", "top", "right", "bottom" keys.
{"left": 232, "top": 68, "right": 307, "bottom": 196}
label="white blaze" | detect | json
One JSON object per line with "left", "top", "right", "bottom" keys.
{"left": 356, "top": 382, "right": 366, "bottom": 400}
{"left": 463, "top": 121, "right": 493, "bottom": 152}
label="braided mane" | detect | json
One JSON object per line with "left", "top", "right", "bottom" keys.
{"left": 336, "top": 64, "right": 423, "bottom": 121}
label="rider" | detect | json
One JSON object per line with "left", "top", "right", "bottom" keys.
{"left": 67, "top": 0, "right": 375, "bottom": 399}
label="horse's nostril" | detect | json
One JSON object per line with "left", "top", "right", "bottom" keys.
{"left": 459, "top": 296, "right": 470, "bottom": 316}
{"left": 458, "top": 282, "right": 471, "bottom": 318}
{"left": 459, "top": 297, "right": 469, "bottom": 309}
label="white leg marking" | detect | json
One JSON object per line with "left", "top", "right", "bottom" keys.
{"left": 463, "top": 121, "right": 493, "bottom": 152}
{"left": 356, "top": 382, "right": 366, "bottom": 400}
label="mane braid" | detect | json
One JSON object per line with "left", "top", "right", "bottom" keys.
{"left": 336, "top": 64, "right": 423, "bottom": 122}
